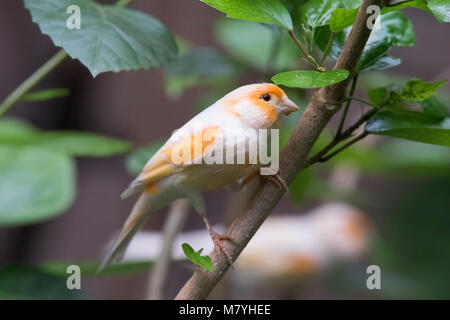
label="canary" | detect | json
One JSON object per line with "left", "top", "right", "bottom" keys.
{"left": 98, "top": 83, "right": 299, "bottom": 272}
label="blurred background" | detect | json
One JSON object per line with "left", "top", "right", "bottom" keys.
{"left": 0, "top": 0, "right": 449, "bottom": 299}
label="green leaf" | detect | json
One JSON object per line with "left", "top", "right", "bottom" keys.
{"left": 318, "top": 11, "right": 415, "bottom": 73}
{"left": 428, "top": 0, "right": 450, "bottom": 22}
{"left": 0, "top": 265, "right": 84, "bottom": 299}
{"left": 371, "top": 11, "right": 416, "bottom": 46}
{"left": 329, "top": 7, "right": 358, "bottom": 33}
{"left": 368, "top": 87, "right": 390, "bottom": 106}
{"left": 41, "top": 260, "right": 153, "bottom": 277}
{"left": 21, "top": 88, "right": 70, "bottom": 102}
{"left": 164, "top": 47, "right": 238, "bottom": 96}
{"left": 299, "top": 0, "right": 341, "bottom": 27}
{"left": 359, "top": 54, "right": 401, "bottom": 73}
{"left": 420, "top": 97, "right": 448, "bottom": 119}
{"left": 365, "top": 110, "right": 450, "bottom": 146}
{"left": 339, "top": 0, "right": 362, "bottom": 9}
{"left": 271, "top": 69, "right": 349, "bottom": 88}
{"left": 329, "top": 1, "right": 429, "bottom": 33}
{"left": 182, "top": 243, "right": 214, "bottom": 272}
{"left": 381, "top": 0, "right": 430, "bottom": 14}
{"left": 33, "top": 131, "right": 131, "bottom": 157}
{"left": 201, "top": 0, "right": 293, "bottom": 29}
{"left": 126, "top": 140, "right": 165, "bottom": 174}
{"left": 0, "top": 146, "right": 75, "bottom": 226}
{"left": 0, "top": 119, "right": 130, "bottom": 157}
{"left": 0, "top": 118, "right": 37, "bottom": 144}
{"left": 24, "top": 0, "right": 178, "bottom": 77}
{"left": 215, "top": 19, "right": 299, "bottom": 72}
{"left": 399, "top": 79, "right": 447, "bottom": 101}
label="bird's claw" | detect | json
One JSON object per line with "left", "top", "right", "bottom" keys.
{"left": 210, "top": 231, "right": 234, "bottom": 267}
{"left": 265, "top": 171, "right": 289, "bottom": 192}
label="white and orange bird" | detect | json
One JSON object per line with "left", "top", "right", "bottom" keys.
{"left": 98, "top": 83, "right": 299, "bottom": 272}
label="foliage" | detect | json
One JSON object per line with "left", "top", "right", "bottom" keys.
{"left": 272, "top": 69, "right": 349, "bottom": 88}
{"left": 182, "top": 243, "right": 214, "bottom": 272}
{"left": 0, "top": 118, "right": 129, "bottom": 226}
{"left": 201, "top": 0, "right": 293, "bottom": 29}
{"left": 365, "top": 110, "right": 450, "bottom": 146}
{"left": 24, "top": 0, "right": 178, "bottom": 77}
{"left": 0, "top": 0, "right": 449, "bottom": 298}
{"left": 0, "top": 266, "right": 85, "bottom": 299}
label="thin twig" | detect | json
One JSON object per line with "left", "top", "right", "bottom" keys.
{"left": 0, "top": 0, "right": 132, "bottom": 118}
{"left": 320, "top": 32, "right": 336, "bottom": 67}
{"left": 310, "top": 132, "right": 369, "bottom": 166}
{"left": 347, "top": 96, "right": 377, "bottom": 107}
{"left": 287, "top": 30, "right": 321, "bottom": 71}
{"left": 386, "top": 0, "right": 413, "bottom": 7}
{"left": 116, "top": 0, "right": 133, "bottom": 8}
{"left": 175, "top": 0, "right": 387, "bottom": 300}
{"left": 322, "top": 132, "right": 369, "bottom": 161}
{"left": 0, "top": 50, "right": 68, "bottom": 117}
{"left": 336, "top": 74, "right": 359, "bottom": 137}
{"left": 307, "top": 108, "right": 378, "bottom": 167}
{"left": 147, "top": 199, "right": 190, "bottom": 300}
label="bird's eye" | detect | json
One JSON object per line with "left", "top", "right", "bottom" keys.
{"left": 262, "top": 94, "right": 271, "bottom": 102}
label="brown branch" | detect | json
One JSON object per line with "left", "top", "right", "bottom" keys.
{"left": 306, "top": 108, "right": 378, "bottom": 167}
{"left": 336, "top": 74, "right": 359, "bottom": 137}
{"left": 175, "top": 0, "right": 387, "bottom": 300}
{"left": 309, "top": 131, "right": 369, "bottom": 166}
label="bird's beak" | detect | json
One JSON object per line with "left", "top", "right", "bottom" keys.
{"left": 280, "top": 97, "right": 300, "bottom": 115}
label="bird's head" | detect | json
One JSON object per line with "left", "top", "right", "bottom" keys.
{"left": 222, "top": 83, "right": 300, "bottom": 128}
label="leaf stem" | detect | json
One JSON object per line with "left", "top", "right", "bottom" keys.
{"left": 319, "top": 131, "right": 369, "bottom": 163}
{"left": 0, "top": 50, "right": 68, "bottom": 117}
{"left": 320, "top": 32, "right": 335, "bottom": 67}
{"left": 288, "top": 30, "right": 321, "bottom": 71}
{"left": 116, "top": 0, "right": 133, "bottom": 8}
{"left": 309, "top": 27, "right": 315, "bottom": 53}
{"left": 307, "top": 108, "right": 378, "bottom": 167}
{"left": 386, "top": 0, "right": 413, "bottom": 7}
{"left": 0, "top": 0, "right": 133, "bottom": 118}
{"left": 346, "top": 96, "right": 377, "bottom": 107}
{"left": 336, "top": 74, "right": 358, "bottom": 137}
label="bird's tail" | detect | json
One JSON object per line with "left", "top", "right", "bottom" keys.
{"left": 97, "top": 192, "right": 154, "bottom": 273}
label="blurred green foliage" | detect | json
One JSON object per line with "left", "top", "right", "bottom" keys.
{"left": 0, "top": 118, "right": 129, "bottom": 226}
{"left": 24, "top": 0, "right": 178, "bottom": 77}
{"left": 0, "top": 266, "right": 85, "bottom": 299}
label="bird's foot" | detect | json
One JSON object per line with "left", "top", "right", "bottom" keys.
{"left": 210, "top": 230, "right": 234, "bottom": 267}
{"left": 264, "top": 170, "right": 289, "bottom": 192}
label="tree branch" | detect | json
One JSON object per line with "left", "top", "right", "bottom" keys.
{"left": 175, "top": 0, "right": 387, "bottom": 300}
{"left": 0, "top": 50, "right": 68, "bottom": 117}
{"left": 336, "top": 74, "right": 358, "bottom": 137}
{"left": 147, "top": 199, "right": 190, "bottom": 300}
{"left": 306, "top": 108, "right": 378, "bottom": 167}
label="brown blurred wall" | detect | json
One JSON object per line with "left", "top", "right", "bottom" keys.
{"left": 0, "top": 0, "right": 449, "bottom": 299}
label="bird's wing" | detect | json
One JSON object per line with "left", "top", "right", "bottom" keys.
{"left": 121, "top": 125, "right": 223, "bottom": 198}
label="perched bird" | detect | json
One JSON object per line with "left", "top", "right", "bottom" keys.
{"left": 98, "top": 83, "right": 299, "bottom": 272}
